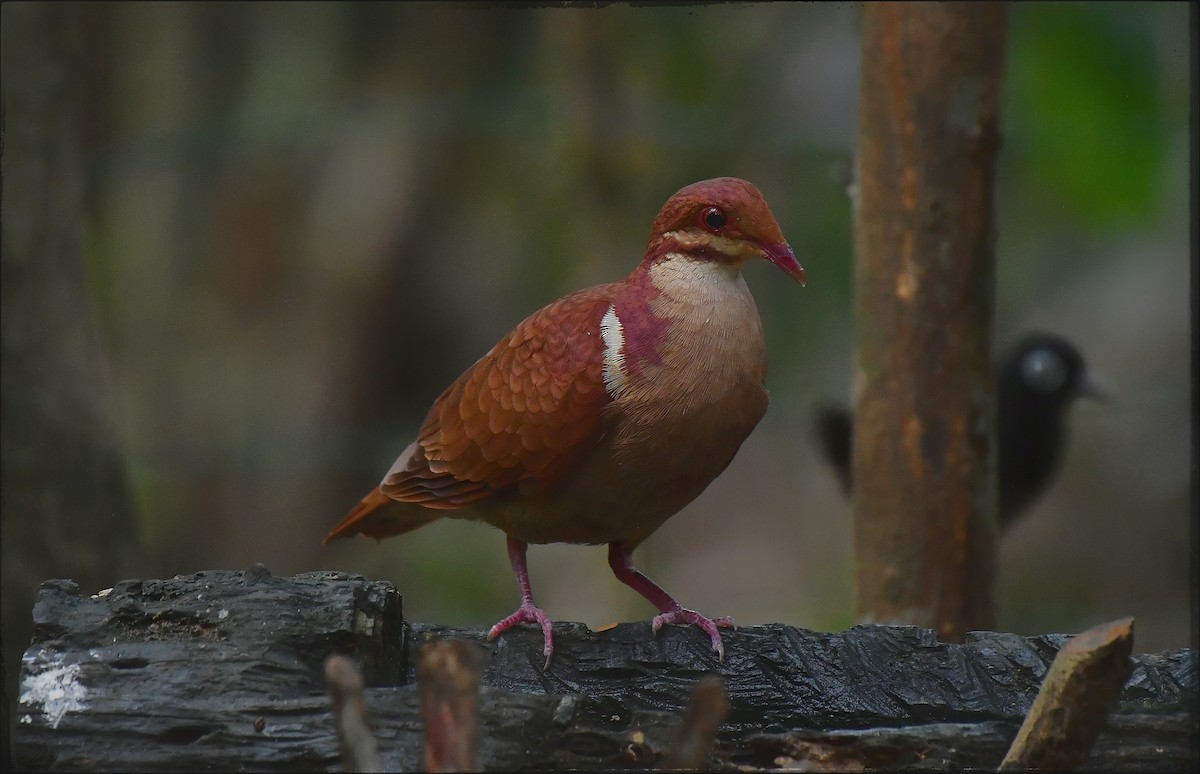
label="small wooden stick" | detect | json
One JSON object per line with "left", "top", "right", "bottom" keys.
{"left": 661, "top": 675, "right": 729, "bottom": 770}
{"left": 324, "top": 654, "right": 383, "bottom": 773}
{"left": 999, "top": 617, "right": 1135, "bottom": 771}
{"left": 418, "top": 640, "right": 482, "bottom": 773}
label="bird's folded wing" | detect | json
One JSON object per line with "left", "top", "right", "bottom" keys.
{"left": 381, "top": 285, "right": 617, "bottom": 508}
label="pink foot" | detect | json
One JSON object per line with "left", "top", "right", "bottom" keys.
{"left": 651, "top": 608, "right": 736, "bottom": 662}
{"left": 493, "top": 537, "right": 556, "bottom": 669}
{"left": 607, "top": 544, "right": 736, "bottom": 662}
{"left": 487, "top": 601, "right": 555, "bottom": 669}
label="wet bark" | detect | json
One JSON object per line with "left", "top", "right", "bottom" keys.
{"left": 13, "top": 568, "right": 1196, "bottom": 771}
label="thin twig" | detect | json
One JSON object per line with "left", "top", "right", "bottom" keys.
{"left": 660, "top": 675, "right": 729, "bottom": 770}
{"left": 418, "top": 639, "right": 482, "bottom": 773}
{"left": 999, "top": 617, "right": 1135, "bottom": 770}
{"left": 325, "top": 654, "right": 383, "bottom": 773}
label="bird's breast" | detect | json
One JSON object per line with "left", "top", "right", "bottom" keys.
{"left": 483, "top": 257, "right": 771, "bottom": 546}
{"left": 572, "top": 258, "right": 770, "bottom": 540}
{"left": 626, "top": 256, "right": 768, "bottom": 406}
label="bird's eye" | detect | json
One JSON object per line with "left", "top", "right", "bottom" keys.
{"left": 700, "top": 207, "right": 727, "bottom": 233}
{"left": 1021, "top": 349, "right": 1068, "bottom": 394}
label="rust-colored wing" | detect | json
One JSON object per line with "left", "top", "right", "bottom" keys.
{"left": 388, "top": 284, "right": 616, "bottom": 505}
{"left": 328, "top": 283, "right": 619, "bottom": 545}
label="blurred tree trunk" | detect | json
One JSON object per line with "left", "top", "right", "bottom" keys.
{"left": 851, "top": 2, "right": 1007, "bottom": 641}
{"left": 0, "top": 3, "right": 140, "bottom": 763}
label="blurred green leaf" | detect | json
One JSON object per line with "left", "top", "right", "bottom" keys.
{"left": 1006, "top": 3, "right": 1166, "bottom": 230}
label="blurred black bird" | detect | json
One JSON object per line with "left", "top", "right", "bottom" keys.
{"left": 815, "top": 332, "right": 1107, "bottom": 528}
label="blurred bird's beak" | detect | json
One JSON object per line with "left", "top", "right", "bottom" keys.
{"left": 1079, "top": 370, "right": 1116, "bottom": 402}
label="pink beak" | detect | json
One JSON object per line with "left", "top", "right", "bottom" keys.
{"left": 760, "top": 242, "right": 806, "bottom": 286}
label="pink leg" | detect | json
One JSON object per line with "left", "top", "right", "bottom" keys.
{"left": 487, "top": 536, "right": 555, "bottom": 669}
{"left": 607, "top": 544, "right": 735, "bottom": 661}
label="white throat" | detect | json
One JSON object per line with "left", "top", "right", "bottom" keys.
{"left": 648, "top": 254, "right": 750, "bottom": 298}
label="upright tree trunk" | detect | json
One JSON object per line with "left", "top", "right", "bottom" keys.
{"left": 1, "top": 4, "right": 140, "bottom": 763}
{"left": 852, "top": 2, "right": 1007, "bottom": 641}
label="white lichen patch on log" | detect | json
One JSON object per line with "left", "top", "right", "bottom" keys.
{"left": 19, "top": 650, "right": 87, "bottom": 729}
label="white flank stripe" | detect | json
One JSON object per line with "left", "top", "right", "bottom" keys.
{"left": 600, "top": 304, "right": 629, "bottom": 399}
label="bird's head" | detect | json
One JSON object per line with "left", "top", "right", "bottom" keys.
{"left": 1007, "top": 332, "right": 1109, "bottom": 409}
{"left": 644, "top": 177, "right": 806, "bottom": 285}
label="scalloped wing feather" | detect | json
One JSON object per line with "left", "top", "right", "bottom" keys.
{"left": 379, "top": 284, "right": 618, "bottom": 508}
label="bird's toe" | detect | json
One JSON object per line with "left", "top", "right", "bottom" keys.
{"left": 651, "top": 608, "right": 733, "bottom": 660}
{"left": 487, "top": 602, "right": 556, "bottom": 669}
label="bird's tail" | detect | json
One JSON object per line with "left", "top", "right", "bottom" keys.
{"left": 323, "top": 487, "right": 443, "bottom": 544}
{"left": 813, "top": 404, "right": 853, "bottom": 494}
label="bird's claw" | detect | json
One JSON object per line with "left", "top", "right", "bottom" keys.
{"left": 487, "top": 601, "right": 555, "bottom": 669}
{"left": 651, "top": 608, "right": 736, "bottom": 662}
